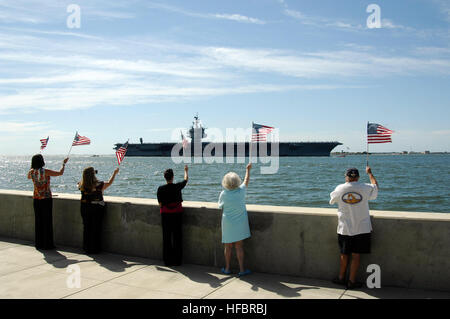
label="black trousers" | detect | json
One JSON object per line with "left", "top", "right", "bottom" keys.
{"left": 81, "top": 203, "right": 105, "bottom": 254}
{"left": 161, "top": 213, "right": 183, "bottom": 266}
{"left": 33, "top": 198, "right": 54, "bottom": 250}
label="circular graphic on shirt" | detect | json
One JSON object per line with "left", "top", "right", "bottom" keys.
{"left": 342, "top": 192, "right": 363, "bottom": 204}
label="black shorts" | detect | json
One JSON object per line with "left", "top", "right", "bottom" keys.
{"left": 338, "top": 233, "right": 371, "bottom": 255}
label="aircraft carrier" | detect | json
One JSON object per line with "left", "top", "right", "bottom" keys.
{"left": 114, "top": 115, "right": 342, "bottom": 157}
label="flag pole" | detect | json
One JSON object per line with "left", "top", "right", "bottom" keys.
{"left": 67, "top": 131, "right": 76, "bottom": 159}
{"left": 249, "top": 122, "right": 253, "bottom": 163}
{"left": 181, "top": 130, "right": 185, "bottom": 158}
{"left": 366, "top": 143, "right": 369, "bottom": 167}
{"left": 366, "top": 122, "right": 369, "bottom": 167}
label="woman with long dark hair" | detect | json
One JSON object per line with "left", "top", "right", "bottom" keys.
{"left": 78, "top": 167, "right": 119, "bottom": 254}
{"left": 27, "top": 154, "right": 69, "bottom": 250}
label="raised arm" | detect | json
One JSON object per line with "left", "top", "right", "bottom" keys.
{"left": 103, "top": 168, "right": 119, "bottom": 191}
{"left": 366, "top": 166, "right": 379, "bottom": 188}
{"left": 184, "top": 165, "right": 189, "bottom": 182}
{"left": 243, "top": 163, "right": 252, "bottom": 187}
{"left": 46, "top": 158, "right": 69, "bottom": 177}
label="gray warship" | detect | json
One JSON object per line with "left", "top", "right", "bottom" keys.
{"left": 114, "top": 115, "right": 342, "bottom": 157}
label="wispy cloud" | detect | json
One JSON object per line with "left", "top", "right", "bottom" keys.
{"left": 0, "top": 27, "right": 102, "bottom": 40}
{"left": 380, "top": 19, "right": 410, "bottom": 30}
{"left": 202, "top": 47, "right": 450, "bottom": 78}
{"left": 432, "top": 130, "right": 450, "bottom": 135}
{"left": 1, "top": 14, "right": 449, "bottom": 114}
{"left": 433, "top": 0, "right": 450, "bottom": 22}
{"left": 0, "top": 83, "right": 360, "bottom": 113}
{"left": 283, "top": 8, "right": 363, "bottom": 30}
{"left": 0, "top": 0, "right": 135, "bottom": 25}
{"left": 212, "top": 14, "right": 265, "bottom": 24}
{"left": 0, "top": 70, "right": 132, "bottom": 85}
{"left": 281, "top": 2, "right": 410, "bottom": 32}
{"left": 147, "top": 2, "right": 265, "bottom": 24}
{"left": 0, "top": 121, "right": 48, "bottom": 132}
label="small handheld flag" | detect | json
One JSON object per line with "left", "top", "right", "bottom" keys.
{"left": 367, "top": 123, "right": 394, "bottom": 144}
{"left": 72, "top": 132, "right": 91, "bottom": 146}
{"left": 252, "top": 123, "right": 275, "bottom": 142}
{"left": 40, "top": 137, "right": 49, "bottom": 150}
{"left": 366, "top": 122, "right": 394, "bottom": 165}
{"left": 250, "top": 122, "right": 275, "bottom": 161}
{"left": 116, "top": 141, "right": 128, "bottom": 166}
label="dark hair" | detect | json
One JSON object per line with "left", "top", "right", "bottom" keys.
{"left": 164, "top": 169, "right": 174, "bottom": 181}
{"left": 31, "top": 154, "right": 45, "bottom": 169}
{"left": 346, "top": 168, "right": 360, "bottom": 178}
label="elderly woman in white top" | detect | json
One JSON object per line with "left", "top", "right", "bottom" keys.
{"left": 218, "top": 163, "right": 252, "bottom": 277}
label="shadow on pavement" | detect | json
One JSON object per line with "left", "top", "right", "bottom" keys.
{"left": 85, "top": 252, "right": 150, "bottom": 273}
{"left": 158, "top": 265, "right": 231, "bottom": 289}
{"left": 238, "top": 274, "right": 322, "bottom": 298}
{"left": 38, "top": 249, "right": 88, "bottom": 269}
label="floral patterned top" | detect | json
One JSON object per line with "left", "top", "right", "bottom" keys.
{"left": 31, "top": 168, "right": 52, "bottom": 200}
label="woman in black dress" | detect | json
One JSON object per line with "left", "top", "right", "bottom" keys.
{"left": 78, "top": 167, "right": 119, "bottom": 254}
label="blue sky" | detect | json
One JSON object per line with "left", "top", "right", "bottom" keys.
{"left": 0, "top": 0, "right": 449, "bottom": 155}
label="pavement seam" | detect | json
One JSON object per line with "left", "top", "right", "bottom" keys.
{"left": 338, "top": 288, "right": 348, "bottom": 299}
{"left": 0, "top": 252, "right": 86, "bottom": 278}
{"left": 200, "top": 276, "right": 239, "bottom": 299}
{"left": 103, "top": 265, "right": 235, "bottom": 299}
{"left": 60, "top": 264, "right": 153, "bottom": 299}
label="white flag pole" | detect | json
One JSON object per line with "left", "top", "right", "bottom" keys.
{"left": 66, "top": 131, "right": 76, "bottom": 159}
{"left": 181, "top": 130, "right": 185, "bottom": 158}
{"left": 366, "top": 122, "right": 369, "bottom": 167}
{"left": 249, "top": 122, "right": 253, "bottom": 162}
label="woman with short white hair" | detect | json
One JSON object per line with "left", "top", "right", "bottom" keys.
{"left": 218, "top": 163, "right": 252, "bottom": 277}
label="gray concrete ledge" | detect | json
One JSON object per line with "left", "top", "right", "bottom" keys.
{"left": 0, "top": 189, "right": 449, "bottom": 292}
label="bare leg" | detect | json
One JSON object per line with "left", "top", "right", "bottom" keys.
{"left": 224, "top": 243, "right": 232, "bottom": 272}
{"left": 349, "top": 253, "right": 360, "bottom": 283}
{"left": 235, "top": 241, "right": 245, "bottom": 273}
{"left": 339, "top": 254, "right": 349, "bottom": 280}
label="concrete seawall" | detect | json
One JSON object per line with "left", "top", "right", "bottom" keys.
{"left": 0, "top": 189, "right": 449, "bottom": 292}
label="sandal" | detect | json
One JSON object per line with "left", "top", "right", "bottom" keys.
{"left": 238, "top": 269, "right": 252, "bottom": 277}
{"left": 221, "top": 268, "right": 231, "bottom": 275}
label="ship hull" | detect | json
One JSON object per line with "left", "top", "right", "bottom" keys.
{"left": 114, "top": 142, "right": 342, "bottom": 157}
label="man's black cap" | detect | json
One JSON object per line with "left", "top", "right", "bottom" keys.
{"left": 346, "top": 168, "right": 360, "bottom": 178}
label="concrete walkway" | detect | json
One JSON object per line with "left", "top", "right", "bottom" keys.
{"left": 1, "top": 237, "right": 449, "bottom": 299}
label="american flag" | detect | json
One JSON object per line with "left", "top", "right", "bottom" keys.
{"left": 367, "top": 123, "right": 394, "bottom": 144}
{"left": 40, "top": 137, "right": 49, "bottom": 150}
{"left": 181, "top": 131, "right": 189, "bottom": 150}
{"left": 72, "top": 132, "right": 91, "bottom": 146}
{"left": 252, "top": 123, "right": 275, "bottom": 142}
{"left": 116, "top": 141, "right": 128, "bottom": 165}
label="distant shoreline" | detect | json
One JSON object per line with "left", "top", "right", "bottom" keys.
{"left": 331, "top": 151, "right": 449, "bottom": 156}
{"left": 1, "top": 152, "right": 449, "bottom": 157}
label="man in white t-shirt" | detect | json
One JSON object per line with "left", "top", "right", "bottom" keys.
{"left": 329, "top": 166, "right": 378, "bottom": 289}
